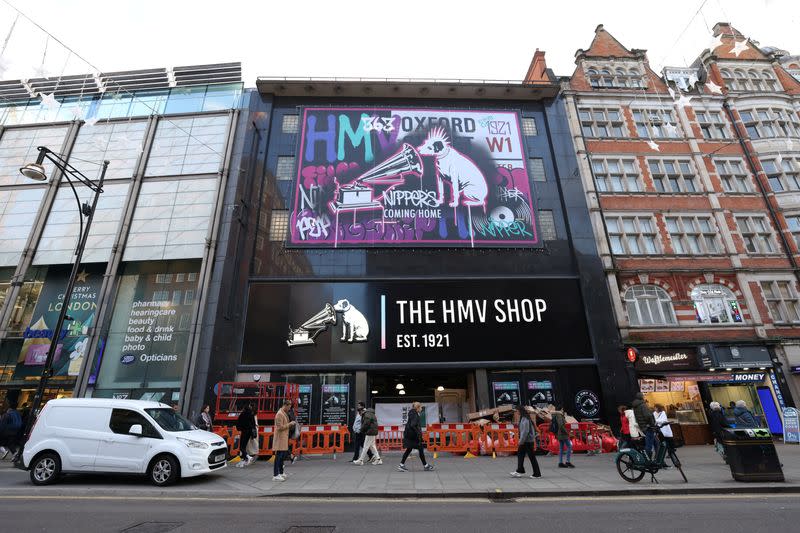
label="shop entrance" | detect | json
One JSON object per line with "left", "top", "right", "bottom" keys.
{"left": 368, "top": 370, "right": 474, "bottom": 425}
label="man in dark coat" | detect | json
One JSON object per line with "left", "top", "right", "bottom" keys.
{"left": 398, "top": 402, "right": 434, "bottom": 472}
{"left": 631, "top": 393, "right": 656, "bottom": 459}
{"left": 708, "top": 402, "right": 730, "bottom": 462}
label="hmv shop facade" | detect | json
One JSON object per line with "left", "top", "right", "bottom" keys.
{"left": 193, "top": 79, "right": 633, "bottom": 429}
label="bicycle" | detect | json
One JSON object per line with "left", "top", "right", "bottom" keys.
{"left": 615, "top": 423, "right": 688, "bottom": 484}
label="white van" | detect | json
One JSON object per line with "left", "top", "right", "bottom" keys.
{"left": 21, "top": 398, "right": 227, "bottom": 486}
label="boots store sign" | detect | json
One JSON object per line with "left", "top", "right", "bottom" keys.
{"left": 242, "top": 279, "right": 592, "bottom": 366}
{"left": 288, "top": 107, "right": 540, "bottom": 248}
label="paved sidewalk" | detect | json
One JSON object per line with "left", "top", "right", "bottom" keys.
{"left": 1, "top": 444, "right": 797, "bottom": 498}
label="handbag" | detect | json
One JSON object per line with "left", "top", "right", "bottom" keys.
{"left": 246, "top": 435, "right": 260, "bottom": 456}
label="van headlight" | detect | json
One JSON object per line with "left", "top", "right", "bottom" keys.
{"left": 177, "top": 437, "right": 209, "bottom": 449}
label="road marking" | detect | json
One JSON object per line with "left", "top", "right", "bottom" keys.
{"left": 0, "top": 493, "right": 796, "bottom": 504}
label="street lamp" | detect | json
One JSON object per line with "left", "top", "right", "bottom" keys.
{"left": 18, "top": 146, "right": 108, "bottom": 441}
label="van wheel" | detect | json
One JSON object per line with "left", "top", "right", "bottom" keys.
{"left": 149, "top": 455, "right": 179, "bottom": 486}
{"left": 30, "top": 452, "right": 61, "bottom": 486}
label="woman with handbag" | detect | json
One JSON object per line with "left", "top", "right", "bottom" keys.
{"left": 397, "top": 402, "right": 434, "bottom": 472}
{"left": 510, "top": 405, "right": 541, "bottom": 478}
{"left": 196, "top": 405, "right": 213, "bottom": 432}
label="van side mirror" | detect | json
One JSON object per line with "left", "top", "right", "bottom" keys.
{"left": 129, "top": 424, "right": 143, "bottom": 436}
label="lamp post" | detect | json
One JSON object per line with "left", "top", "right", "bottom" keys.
{"left": 18, "top": 146, "right": 108, "bottom": 441}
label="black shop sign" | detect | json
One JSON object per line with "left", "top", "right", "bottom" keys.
{"left": 242, "top": 279, "right": 593, "bottom": 365}
{"left": 634, "top": 347, "right": 702, "bottom": 372}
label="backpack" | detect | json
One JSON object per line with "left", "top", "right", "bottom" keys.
{"left": 2, "top": 410, "right": 21, "bottom": 434}
{"left": 549, "top": 415, "right": 558, "bottom": 434}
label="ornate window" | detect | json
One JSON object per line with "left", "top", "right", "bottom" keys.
{"left": 760, "top": 280, "right": 800, "bottom": 324}
{"left": 739, "top": 108, "right": 800, "bottom": 139}
{"left": 665, "top": 215, "right": 721, "bottom": 254}
{"left": 714, "top": 159, "right": 752, "bottom": 193}
{"left": 735, "top": 215, "right": 777, "bottom": 254}
{"left": 633, "top": 109, "right": 679, "bottom": 138}
{"left": 624, "top": 285, "right": 677, "bottom": 326}
{"left": 762, "top": 157, "right": 800, "bottom": 192}
{"left": 647, "top": 159, "right": 699, "bottom": 193}
{"left": 695, "top": 110, "right": 730, "bottom": 139}
{"left": 605, "top": 216, "right": 659, "bottom": 255}
{"left": 578, "top": 107, "right": 626, "bottom": 137}
{"left": 690, "top": 284, "right": 743, "bottom": 324}
{"left": 591, "top": 158, "right": 641, "bottom": 192}
{"left": 586, "top": 65, "right": 644, "bottom": 88}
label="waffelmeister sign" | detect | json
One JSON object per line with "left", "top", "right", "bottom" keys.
{"left": 241, "top": 279, "right": 592, "bottom": 366}
{"left": 633, "top": 347, "right": 701, "bottom": 371}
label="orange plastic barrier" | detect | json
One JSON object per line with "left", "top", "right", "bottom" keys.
{"left": 482, "top": 423, "right": 520, "bottom": 455}
{"left": 536, "top": 422, "right": 604, "bottom": 455}
{"left": 424, "top": 423, "right": 481, "bottom": 455}
{"left": 376, "top": 425, "right": 405, "bottom": 451}
{"left": 294, "top": 425, "right": 350, "bottom": 458}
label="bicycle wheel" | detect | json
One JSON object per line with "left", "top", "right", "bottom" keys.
{"left": 669, "top": 450, "right": 688, "bottom": 483}
{"left": 616, "top": 454, "right": 645, "bottom": 483}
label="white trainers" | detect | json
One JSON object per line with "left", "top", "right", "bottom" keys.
{"left": 510, "top": 471, "right": 523, "bottom": 478}
{"left": 371, "top": 458, "right": 383, "bottom": 465}
{"left": 353, "top": 459, "right": 365, "bottom": 466}
{"left": 272, "top": 475, "right": 285, "bottom": 482}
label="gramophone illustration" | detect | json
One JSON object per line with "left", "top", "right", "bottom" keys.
{"left": 330, "top": 143, "right": 423, "bottom": 213}
{"left": 286, "top": 303, "right": 337, "bottom": 347}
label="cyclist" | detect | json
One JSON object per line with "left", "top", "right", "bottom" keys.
{"left": 631, "top": 393, "right": 656, "bottom": 459}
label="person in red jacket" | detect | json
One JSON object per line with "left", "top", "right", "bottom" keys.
{"left": 618, "top": 405, "right": 632, "bottom": 450}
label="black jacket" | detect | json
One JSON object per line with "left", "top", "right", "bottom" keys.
{"left": 708, "top": 409, "right": 730, "bottom": 438}
{"left": 361, "top": 409, "right": 379, "bottom": 436}
{"left": 403, "top": 409, "right": 423, "bottom": 449}
{"left": 631, "top": 399, "right": 655, "bottom": 430}
{"left": 236, "top": 407, "right": 256, "bottom": 433}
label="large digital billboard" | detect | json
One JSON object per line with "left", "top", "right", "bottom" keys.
{"left": 289, "top": 108, "right": 539, "bottom": 247}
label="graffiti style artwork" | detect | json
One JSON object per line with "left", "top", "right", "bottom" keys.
{"left": 289, "top": 108, "right": 539, "bottom": 247}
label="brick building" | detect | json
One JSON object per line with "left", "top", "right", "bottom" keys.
{"left": 552, "top": 23, "right": 799, "bottom": 443}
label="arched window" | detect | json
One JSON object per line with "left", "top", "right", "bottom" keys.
{"left": 690, "top": 284, "right": 743, "bottom": 324}
{"left": 735, "top": 70, "right": 748, "bottom": 90}
{"left": 600, "top": 69, "right": 613, "bottom": 87}
{"left": 762, "top": 69, "right": 779, "bottom": 91}
{"left": 748, "top": 70, "right": 764, "bottom": 90}
{"left": 587, "top": 68, "right": 599, "bottom": 88}
{"left": 624, "top": 285, "right": 677, "bottom": 326}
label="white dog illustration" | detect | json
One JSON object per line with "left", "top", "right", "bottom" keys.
{"left": 333, "top": 299, "right": 369, "bottom": 343}
{"left": 417, "top": 127, "right": 488, "bottom": 209}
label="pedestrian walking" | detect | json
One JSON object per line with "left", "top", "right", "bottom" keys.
{"left": 235, "top": 402, "right": 258, "bottom": 466}
{"left": 653, "top": 404, "right": 674, "bottom": 452}
{"left": 0, "top": 401, "right": 22, "bottom": 460}
{"left": 272, "top": 399, "right": 296, "bottom": 482}
{"left": 398, "top": 402, "right": 434, "bottom": 472}
{"left": 510, "top": 405, "right": 541, "bottom": 478}
{"left": 350, "top": 402, "right": 369, "bottom": 462}
{"left": 551, "top": 405, "right": 574, "bottom": 468}
{"left": 354, "top": 404, "right": 382, "bottom": 465}
{"left": 733, "top": 400, "right": 757, "bottom": 428}
{"left": 196, "top": 404, "right": 213, "bottom": 431}
{"left": 617, "top": 405, "right": 632, "bottom": 450}
{"left": 708, "top": 402, "right": 730, "bottom": 461}
{"left": 631, "top": 392, "right": 656, "bottom": 459}
{"left": 286, "top": 399, "right": 301, "bottom": 465}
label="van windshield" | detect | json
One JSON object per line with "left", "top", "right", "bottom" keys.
{"left": 145, "top": 408, "right": 196, "bottom": 432}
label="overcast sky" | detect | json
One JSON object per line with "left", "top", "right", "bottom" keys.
{"left": 1, "top": 0, "right": 798, "bottom": 86}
